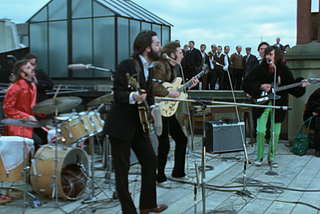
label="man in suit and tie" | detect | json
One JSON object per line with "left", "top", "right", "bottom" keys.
{"left": 103, "top": 30, "right": 167, "bottom": 214}
{"left": 230, "top": 45, "right": 244, "bottom": 90}
{"left": 185, "top": 41, "right": 202, "bottom": 84}
{"left": 274, "top": 37, "right": 284, "bottom": 53}
{"left": 207, "top": 44, "right": 217, "bottom": 89}
{"left": 243, "top": 47, "right": 256, "bottom": 77}
{"left": 199, "top": 44, "right": 210, "bottom": 89}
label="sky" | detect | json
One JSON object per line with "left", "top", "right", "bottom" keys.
{"left": 0, "top": 0, "right": 319, "bottom": 56}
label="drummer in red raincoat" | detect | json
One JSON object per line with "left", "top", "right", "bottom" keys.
{"left": 2, "top": 59, "right": 45, "bottom": 150}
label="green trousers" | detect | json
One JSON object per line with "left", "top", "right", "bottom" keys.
{"left": 256, "top": 103, "right": 281, "bottom": 162}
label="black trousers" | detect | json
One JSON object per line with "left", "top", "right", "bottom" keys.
{"left": 233, "top": 68, "right": 245, "bottom": 90}
{"left": 110, "top": 130, "right": 157, "bottom": 214}
{"left": 33, "top": 128, "right": 47, "bottom": 151}
{"left": 210, "top": 69, "right": 224, "bottom": 90}
{"left": 157, "top": 115, "right": 188, "bottom": 183}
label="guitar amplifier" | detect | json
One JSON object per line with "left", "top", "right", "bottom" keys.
{"left": 205, "top": 120, "right": 245, "bottom": 153}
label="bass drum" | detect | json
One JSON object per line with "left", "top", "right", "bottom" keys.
{"left": 30, "top": 144, "right": 89, "bottom": 200}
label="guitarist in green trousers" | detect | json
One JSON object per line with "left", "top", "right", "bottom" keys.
{"left": 153, "top": 41, "right": 199, "bottom": 188}
{"left": 242, "top": 45, "right": 308, "bottom": 168}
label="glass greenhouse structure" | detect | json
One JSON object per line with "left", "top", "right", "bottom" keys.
{"left": 28, "top": 0, "right": 172, "bottom": 79}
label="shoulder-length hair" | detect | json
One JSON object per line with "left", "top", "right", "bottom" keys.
{"left": 11, "top": 59, "right": 29, "bottom": 83}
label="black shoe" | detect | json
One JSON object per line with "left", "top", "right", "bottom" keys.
{"left": 140, "top": 204, "right": 168, "bottom": 214}
{"left": 315, "top": 150, "right": 320, "bottom": 157}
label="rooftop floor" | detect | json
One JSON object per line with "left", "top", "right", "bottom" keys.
{"left": 1, "top": 136, "right": 320, "bottom": 214}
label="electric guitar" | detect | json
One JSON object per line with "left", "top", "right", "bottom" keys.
{"left": 126, "top": 73, "right": 154, "bottom": 133}
{"left": 252, "top": 78, "right": 320, "bottom": 104}
{"left": 159, "top": 65, "right": 209, "bottom": 117}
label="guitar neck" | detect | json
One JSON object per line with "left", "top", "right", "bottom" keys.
{"left": 178, "top": 69, "right": 206, "bottom": 92}
{"left": 274, "top": 82, "right": 302, "bottom": 93}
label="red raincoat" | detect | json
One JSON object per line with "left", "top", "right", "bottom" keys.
{"left": 2, "top": 78, "right": 37, "bottom": 138}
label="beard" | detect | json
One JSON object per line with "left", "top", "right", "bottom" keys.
{"left": 148, "top": 47, "right": 160, "bottom": 61}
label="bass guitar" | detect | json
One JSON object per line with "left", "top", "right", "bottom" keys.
{"left": 126, "top": 73, "right": 154, "bottom": 133}
{"left": 159, "top": 65, "right": 209, "bottom": 117}
{"left": 253, "top": 78, "right": 320, "bottom": 104}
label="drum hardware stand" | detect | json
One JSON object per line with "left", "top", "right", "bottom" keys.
{"left": 82, "top": 135, "right": 111, "bottom": 204}
{"left": 20, "top": 124, "right": 42, "bottom": 212}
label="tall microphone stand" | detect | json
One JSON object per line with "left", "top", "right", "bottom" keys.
{"left": 225, "top": 63, "right": 251, "bottom": 196}
{"left": 265, "top": 63, "right": 278, "bottom": 176}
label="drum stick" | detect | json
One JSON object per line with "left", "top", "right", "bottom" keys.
{"left": 53, "top": 84, "right": 61, "bottom": 98}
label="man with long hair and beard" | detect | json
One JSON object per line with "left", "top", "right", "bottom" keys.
{"left": 242, "top": 46, "right": 308, "bottom": 168}
{"left": 103, "top": 30, "right": 167, "bottom": 214}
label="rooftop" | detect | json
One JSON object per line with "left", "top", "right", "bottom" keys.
{"left": 1, "top": 136, "right": 319, "bottom": 213}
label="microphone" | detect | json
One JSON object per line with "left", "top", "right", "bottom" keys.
{"left": 153, "top": 103, "right": 163, "bottom": 136}
{"left": 162, "top": 53, "right": 181, "bottom": 65}
{"left": 68, "top": 64, "right": 91, "bottom": 70}
{"left": 162, "top": 53, "right": 186, "bottom": 86}
{"left": 68, "top": 63, "right": 114, "bottom": 72}
{"left": 7, "top": 55, "right": 17, "bottom": 61}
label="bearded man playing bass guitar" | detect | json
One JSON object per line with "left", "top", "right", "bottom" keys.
{"left": 242, "top": 45, "right": 308, "bottom": 168}
{"left": 103, "top": 30, "right": 167, "bottom": 214}
{"left": 153, "top": 41, "right": 199, "bottom": 188}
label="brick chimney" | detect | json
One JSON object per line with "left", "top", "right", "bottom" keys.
{"left": 297, "top": 0, "right": 312, "bottom": 44}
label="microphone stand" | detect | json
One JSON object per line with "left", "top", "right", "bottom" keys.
{"left": 86, "top": 64, "right": 113, "bottom": 72}
{"left": 222, "top": 64, "right": 252, "bottom": 197}
{"left": 265, "top": 63, "right": 278, "bottom": 176}
{"left": 156, "top": 97, "right": 290, "bottom": 213}
{"left": 162, "top": 54, "right": 198, "bottom": 157}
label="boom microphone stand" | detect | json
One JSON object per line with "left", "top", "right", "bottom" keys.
{"left": 265, "top": 62, "right": 278, "bottom": 176}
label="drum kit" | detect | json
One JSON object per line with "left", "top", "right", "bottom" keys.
{"left": 0, "top": 93, "right": 113, "bottom": 209}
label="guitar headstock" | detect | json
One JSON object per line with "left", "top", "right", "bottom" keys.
{"left": 201, "top": 64, "right": 209, "bottom": 74}
{"left": 126, "top": 73, "right": 139, "bottom": 91}
{"left": 309, "top": 78, "right": 320, "bottom": 84}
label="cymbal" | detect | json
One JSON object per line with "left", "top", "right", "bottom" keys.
{"left": 1, "top": 118, "right": 42, "bottom": 128}
{"left": 87, "top": 93, "right": 113, "bottom": 107}
{"left": 32, "top": 96, "right": 82, "bottom": 114}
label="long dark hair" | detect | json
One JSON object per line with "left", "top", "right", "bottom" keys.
{"left": 11, "top": 59, "right": 29, "bottom": 83}
{"left": 265, "top": 45, "right": 282, "bottom": 64}
{"left": 132, "top": 30, "right": 157, "bottom": 59}
{"left": 160, "top": 42, "right": 180, "bottom": 60}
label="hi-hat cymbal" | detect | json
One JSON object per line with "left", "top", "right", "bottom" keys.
{"left": 87, "top": 93, "right": 113, "bottom": 107}
{"left": 32, "top": 96, "right": 82, "bottom": 114}
{"left": 1, "top": 118, "right": 42, "bottom": 128}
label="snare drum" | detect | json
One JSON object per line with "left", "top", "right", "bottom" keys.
{"left": 88, "top": 111, "right": 104, "bottom": 133}
{"left": 59, "top": 112, "right": 94, "bottom": 145}
{"left": 30, "top": 144, "right": 89, "bottom": 200}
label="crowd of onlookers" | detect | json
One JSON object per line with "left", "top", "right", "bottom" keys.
{"left": 178, "top": 37, "right": 291, "bottom": 90}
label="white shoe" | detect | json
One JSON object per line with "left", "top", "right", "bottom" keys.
{"left": 254, "top": 158, "right": 263, "bottom": 166}
{"left": 156, "top": 181, "right": 171, "bottom": 189}
{"left": 170, "top": 175, "right": 194, "bottom": 183}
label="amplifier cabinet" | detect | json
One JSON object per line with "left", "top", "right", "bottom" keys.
{"left": 205, "top": 121, "right": 245, "bottom": 153}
